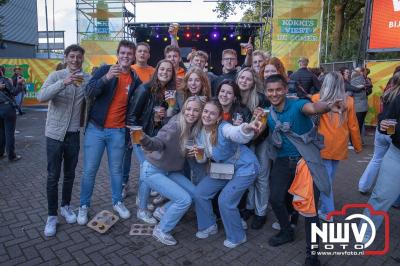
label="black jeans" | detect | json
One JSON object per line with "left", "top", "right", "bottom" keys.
{"left": 270, "top": 156, "right": 321, "bottom": 259}
{"left": 356, "top": 111, "right": 367, "bottom": 135}
{"left": 0, "top": 104, "right": 17, "bottom": 159}
{"left": 46, "top": 133, "right": 80, "bottom": 216}
{"left": 269, "top": 156, "right": 299, "bottom": 230}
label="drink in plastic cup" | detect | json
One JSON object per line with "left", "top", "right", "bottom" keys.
{"left": 171, "top": 23, "right": 180, "bottom": 35}
{"left": 128, "top": 126, "right": 143, "bottom": 144}
{"left": 262, "top": 109, "right": 270, "bottom": 124}
{"left": 240, "top": 43, "right": 248, "bottom": 56}
{"left": 195, "top": 144, "right": 205, "bottom": 161}
{"left": 386, "top": 119, "right": 397, "bottom": 135}
{"left": 153, "top": 106, "right": 163, "bottom": 123}
{"left": 74, "top": 73, "right": 84, "bottom": 87}
{"left": 166, "top": 90, "right": 176, "bottom": 107}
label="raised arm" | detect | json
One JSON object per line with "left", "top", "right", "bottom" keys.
{"left": 37, "top": 72, "right": 66, "bottom": 102}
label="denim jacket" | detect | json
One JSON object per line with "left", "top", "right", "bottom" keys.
{"left": 197, "top": 122, "right": 260, "bottom": 177}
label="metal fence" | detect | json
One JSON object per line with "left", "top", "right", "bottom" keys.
{"left": 320, "top": 61, "right": 356, "bottom": 72}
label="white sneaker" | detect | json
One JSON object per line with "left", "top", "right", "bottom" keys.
{"left": 77, "top": 205, "right": 89, "bottom": 225}
{"left": 223, "top": 236, "right": 247, "bottom": 248}
{"left": 135, "top": 196, "right": 155, "bottom": 211}
{"left": 196, "top": 224, "right": 218, "bottom": 239}
{"left": 152, "top": 225, "right": 177, "bottom": 245}
{"left": 137, "top": 209, "right": 157, "bottom": 225}
{"left": 241, "top": 219, "right": 248, "bottom": 230}
{"left": 44, "top": 216, "right": 58, "bottom": 237}
{"left": 113, "top": 201, "right": 131, "bottom": 219}
{"left": 150, "top": 190, "right": 159, "bottom": 197}
{"left": 60, "top": 205, "right": 77, "bottom": 224}
{"left": 153, "top": 207, "right": 165, "bottom": 221}
{"left": 153, "top": 195, "right": 166, "bottom": 205}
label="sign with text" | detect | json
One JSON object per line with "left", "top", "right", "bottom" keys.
{"left": 271, "top": 0, "right": 323, "bottom": 71}
{"left": 369, "top": 0, "right": 400, "bottom": 51}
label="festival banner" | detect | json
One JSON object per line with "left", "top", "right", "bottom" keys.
{"left": 271, "top": 0, "right": 324, "bottom": 71}
{"left": 365, "top": 60, "right": 400, "bottom": 125}
{"left": 0, "top": 58, "right": 61, "bottom": 105}
{"left": 80, "top": 40, "right": 118, "bottom": 73}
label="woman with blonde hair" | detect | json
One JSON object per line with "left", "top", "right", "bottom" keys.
{"left": 311, "top": 72, "right": 362, "bottom": 222}
{"left": 139, "top": 96, "right": 204, "bottom": 245}
{"left": 235, "top": 67, "right": 272, "bottom": 229}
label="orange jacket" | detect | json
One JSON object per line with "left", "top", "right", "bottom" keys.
{"left": 311, "top": 94, "right": 362, "bottom": 160}
{"left": 288, "top": 159, "right": 316, "bottom": 217}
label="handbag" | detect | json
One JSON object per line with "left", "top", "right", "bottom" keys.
{"left": 209, "top": 162, "right": 235, "bottom": 180}
{"left": 202, "top": 131, "right": 240, "bottom": 180}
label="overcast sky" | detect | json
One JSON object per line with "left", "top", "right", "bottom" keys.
{"left": 36, "top": 0, "right": 246, "bottom": 46}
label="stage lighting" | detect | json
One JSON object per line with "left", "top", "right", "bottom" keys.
{"left": 229, "top": 33, "right": 234, "bottom": 38}
{"left": 184, "top": 32, "right": 191, "bottom": 39}
{"left": 205, "top": 38, "right": 208, "bottom": 42}
{"left": 237, "top": 35, "right": 242, "bottom": 41}
{"left": 156, "top": 34, "right": 160, "bottom": 39}
{"left": 146, "top": 39, "right": 150, "bottom": 42}
{"left": 223, "top": 37, "right": 227, "bottom": 41}
{"left": 163, "top": 37, "right": 168, "bottom": 42}
{"left": 211, "top": 31, "right": 219, "bottom": 39}
{"left": 195, "top": 33, "right": 201, "bottom": 39}
{"left": 177, "top": 36, "right": 180, "bottom": 40}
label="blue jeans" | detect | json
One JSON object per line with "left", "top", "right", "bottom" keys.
{"left": 194, "top": 174, "right": 257, "bottom": 243}
{"left": 122, "top": 146, "right": 133, "bottom": 185}
{"left": 142, "top": 160, "right": 195, "bottom": 233}
{"left": 363, "top": 144, "right": 400, "bottom": 236}
{"left": 133, "top": 145, "right": 152, "bottom": 210}
{"left": 358, "top": 129, "right": 391, "bottom": 192}
{"left": 319, "top": 159, "right": 339, "bottom": 216}
{"left": 80, "top": 123, "right": 126, "bottom": 207}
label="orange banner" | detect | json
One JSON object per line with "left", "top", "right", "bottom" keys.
{"left": 369, "top": 0, "right": 400, "bottom": 51}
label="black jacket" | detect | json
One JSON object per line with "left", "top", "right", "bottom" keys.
{"left": 379, "top": 94, "right": 400, "bottom": 150}
{"left": 126, "top": 83, "right": 169, "bottom": 137}
{"left": 0, "top": 77, "right": 17, "bottom": 105}
{"left": 85, "top": 65, "right": 142, "bottom": 128}
{"left": 211, "top": 69, "right": 238, "bottom": 96}
{"left": 290, "top": 67, "right": 321, "bottom": 95}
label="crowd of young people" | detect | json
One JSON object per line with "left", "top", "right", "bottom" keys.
{"left": 33, "top": 26, "right": 400, "bottom": 265}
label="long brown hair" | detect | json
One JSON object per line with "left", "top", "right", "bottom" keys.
{"left": 236, "top": 67, "right": 261, "bottom": 112}
{"left": 260, "top": 57, "right": 288, "bottom": 81}
{"left": 148, "top": 59, "right": 176, "bottom": 101}
{"left": 383, "top": 71, "right": 400, "bottom": 104}
{"left": 183, "top": 67, "right": 211, "bottom": 100}
{"left": 203, "top": 98, "right": 223, "bottom": 146}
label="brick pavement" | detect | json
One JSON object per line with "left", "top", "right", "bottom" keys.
{"left": 0, "top": 109, "right": 399, "bottom": 265}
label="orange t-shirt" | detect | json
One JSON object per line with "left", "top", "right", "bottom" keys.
{"left": 176, "top": 67, "right": 185, "bottom": 79}
{"left": 223, "top": 112, "right": 231, "bottom": 121}
{"left": 104, "top": 72, "right": 132, "bottom": 128}
{"left": 131, "top": 64, "right": 155, "bottom": 83}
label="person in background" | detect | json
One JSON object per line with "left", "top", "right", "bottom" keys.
{"left": 290, "top": 57, "right": 321, "bottom": 96}
{"left": 164, "top": 45, "right": 185, "bottom": 90}
{"left": 11, "top": 66, "right": 26, "bottom": 115}
{"left": 37, "top": 44, "right": 90, "bottom": 236}
{"left": 127, "top": 59, "right": 176, "bottom": 224}
{"left": 77, "top": 40, "right": 142, "bottom": 225}
{"left": 193, "top": 99, "right": 261, "bottom": 248}
{"left": 0, "top": 65, "right": 20, "bottom": 162}
{"left": 217, "top": 80, "right": 251, "bottom": 125}
{"left": 260, "top": 57, "right": 288, "bottom": 81}
{"left": 122, "top": 41, "right": 155, "bottom": 198}
{"left": 176, "top": 67, "right": 211, "bottom": 111}
{"left": 211, "top": 49, "right": 239, "bottom": 96}
{"left": 350, "top": 69, "right": 368, "bottom": 136}
{"left": 311, "top": 72, "right": 362, "bottom": 222}
{"left": 358, "top": 70, "right": 400, "bottom": 194}
{"left": 249, "top": 50, "right": 266, "bottom": 75}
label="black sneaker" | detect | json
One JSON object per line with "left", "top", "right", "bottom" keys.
{"left": 9, "top": 155, "right": 21, "bottom": 162}
{"left": 268, "top": 228, "right": 294, "bottom": 247}
{"left": 251, "top": 215, "right": 266, "bottom": 230}
{"left": 240, "top": 209, "right": 254, "bottom": 221}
